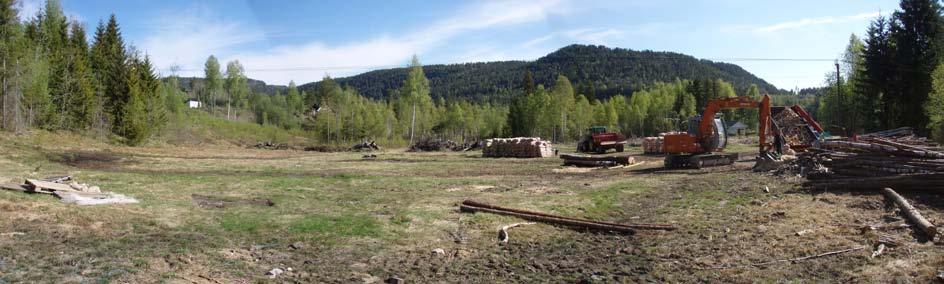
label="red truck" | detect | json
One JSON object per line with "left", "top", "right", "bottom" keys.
{"left": 577, "top": 126, "right": 627, "bottom": 154}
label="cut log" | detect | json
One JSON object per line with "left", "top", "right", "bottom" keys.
{"left": 881, "top": 188, "right": 937, "bottom": 237}
{"left": 560, "top": 154, "right": 634, "bottom": 164}
{"left": 460, "top": 200, "right": 677, "bottom": 232}
{"left": 461, "top": 203, "right": 635, "bottom": 234}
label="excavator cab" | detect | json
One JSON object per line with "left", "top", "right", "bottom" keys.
{"left": 687, "top": 115, "right": 728, "bottom": 151}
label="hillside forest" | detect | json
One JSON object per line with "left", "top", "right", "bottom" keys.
{"left": 1, "top": 0, "right": 943, "bottom": 146}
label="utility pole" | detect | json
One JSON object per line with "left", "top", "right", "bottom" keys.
{"left": 835, "top": 61, "right": 844, "bottom": 135}
{"left": 409, "top": 102, "right": 416, "bottom": 145}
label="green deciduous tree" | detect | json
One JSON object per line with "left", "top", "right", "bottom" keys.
{"left": 395, "top": 55, "right": 434, "bottom": 141}
{"left": 928, "top": 61, "right": 944, "bottom": 142}
{"left": 224, "top": 60, "right": 248, "bottom": 120}
{"left": 203, "top": 55, "right": 222, "bottom": 109}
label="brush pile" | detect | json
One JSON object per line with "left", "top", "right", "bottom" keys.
{"left": 252, "top": 141, "right": 290, "bottom": 150}
{"left": 772, "top": 107, "right": 818, "bottom": 148}
{"left": 794, "top": 127, "right": 944, "bottom": 190}
{"left": 408, "top": 138, "right": 461, "bottom": 152}
{"left": 350, "top": 140, "right": 380, "bottom": 152}
{"left": 482, "top": 137, "right": 554, "bottom": 158}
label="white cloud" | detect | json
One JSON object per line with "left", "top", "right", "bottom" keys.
{"left": 519, "top": 23, "right": 667, "bottom": 50}
{"left": 17, "top": 0, "right": 40, "bottom": 21}
{"left": 16, "top": 0, "right": 82, "bottom": 23}
{"left": 140, "top": 0, "right": 569, "bottom": 85}
{"left": 563, "top": 28, "right": 625, "bottom": 45}
{"left": 754, "top": 12, "right": 880, "bottom": 33}
{"left": 139, "top": 5, "right": 265, "bottom": 77}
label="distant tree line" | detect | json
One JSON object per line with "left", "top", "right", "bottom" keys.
{"left": 0, "top": 0, "right": 169, "bottom": 145}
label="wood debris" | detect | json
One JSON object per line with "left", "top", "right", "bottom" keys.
{"left": 191, "top": 194, "right": 275, "bottom": 209}
{"left": 408, "top": 138, "right": 475, "bottom": 152}
{"left": 498, "top": 222, "right": 535, "bottom": 243}
{"left": 870, "top": 243, "right": 885, "bottom": 258}
{"left": 350, "top": 140, "right": 381, "bottom": 152}
{"left": 3, "top": 176, "right": 137, "bottom": 205}
{"left": 710, "top": 246, "right": 865, "bottom": 269}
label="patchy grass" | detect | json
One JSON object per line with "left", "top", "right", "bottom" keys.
{"left": 0, "top": 131, "right": 942, "bottom": 283}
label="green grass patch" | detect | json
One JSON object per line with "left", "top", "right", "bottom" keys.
{"left": 289, "top": 214, "right": 381, "bottom": 238}
{"left": 219, "top": 212, "right": 274, "bottom": 233}
{"left": 580, "top": 180, "right": 649, "bottom": 218}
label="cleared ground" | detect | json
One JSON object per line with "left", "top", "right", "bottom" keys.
{"left": 0, "top": 132, "right": 942, "bottom": 283}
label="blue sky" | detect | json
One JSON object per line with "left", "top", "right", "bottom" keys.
{"left": 20, "top": 0, "right": 899, "bottom": 90}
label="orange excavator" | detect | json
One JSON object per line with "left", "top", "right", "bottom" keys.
{"left": 662, "top": 95, "right": 781, "bottom": 169}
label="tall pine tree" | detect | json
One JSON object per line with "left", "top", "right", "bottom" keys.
{"left": 90, "top": 14, "right": 128, "bottom": 130}
{"left": 889, "top": 0, "right": 944, "bottom": 131}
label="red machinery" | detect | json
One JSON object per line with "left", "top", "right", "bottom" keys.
{"left": 663, "top": 95, "right": 777, "bottom": 168}
{"left": 577, "top": 126, "right": 627, "bottom": 154}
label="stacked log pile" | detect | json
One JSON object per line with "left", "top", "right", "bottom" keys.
{"left": 642, "top": 137, "right": 664, "bottom": 154}
{"left": 482, "top": 137, "right": 554, "bottom": 158}
{"left": 642, "top": 132, "right": 683, "bottom": 154}
{"left": 793, "top": 130, "right": 944, "bottom": 190}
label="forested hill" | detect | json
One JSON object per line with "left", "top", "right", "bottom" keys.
{"left": 175, "top": 77, "right": 288, "bottom": 96}
{"left": 298, "top": 44, "right": 780, "bottom": 102}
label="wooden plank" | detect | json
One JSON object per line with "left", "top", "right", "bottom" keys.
{"left": 0, "top": 183, "right": 31, "bottom": 193}
{"left": 25, "top": 179, "right": 77, "bottom": 192}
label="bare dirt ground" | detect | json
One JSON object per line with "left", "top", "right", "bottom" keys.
{"left": 0, "top": 132, "right": 942, "bottom": 283}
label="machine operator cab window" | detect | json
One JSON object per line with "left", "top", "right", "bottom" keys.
{"left": 688, "top": 114, "right": 729, "bottom": 151}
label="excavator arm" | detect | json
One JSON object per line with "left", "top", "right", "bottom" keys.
{"left": 696, "top": 95, "right": 772, "bottom": 153}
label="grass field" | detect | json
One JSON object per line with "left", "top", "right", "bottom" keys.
{"left": 0, "top": 131, "right": 942, "bottom": 283}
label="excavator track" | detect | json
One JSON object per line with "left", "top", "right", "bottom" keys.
{"left": 664, "top": 153, "right": 739, "bottom": 169}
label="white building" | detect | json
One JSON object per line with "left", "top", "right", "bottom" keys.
{"left": 186, "top": 99, "right": 201, "bottom": 109}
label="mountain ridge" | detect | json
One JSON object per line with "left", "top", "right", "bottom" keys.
{"left": 299, "top": 44, "right": 780, "bottom": 102}
{"left": 170, "top": 44, "right": 781, "bottom": 101}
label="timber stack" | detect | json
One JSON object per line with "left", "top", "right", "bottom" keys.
{"left": 791, "top": 127, "right": 944, "bottom": 190}
{"left": 482, "top": 137, "right": 554, "bottom": 158}
{"left": 642, "top": 132, "right": 682, "bottom": 154}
